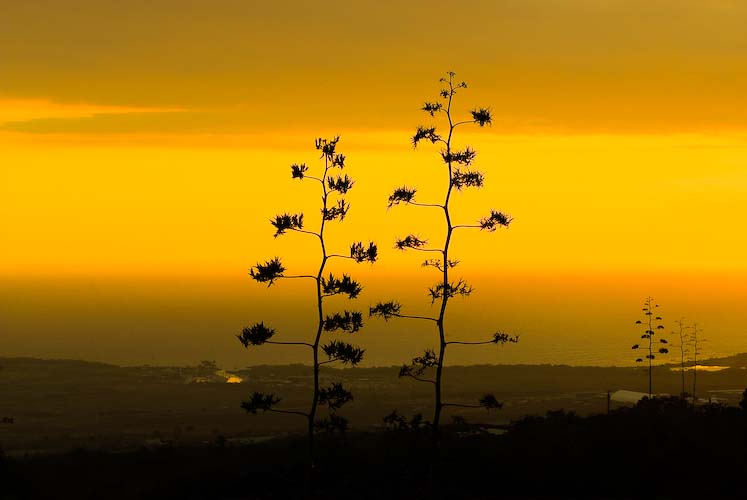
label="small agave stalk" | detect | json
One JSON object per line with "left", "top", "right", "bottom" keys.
{"left": 671, "top": 318, "right": 690, "bottom": 398}
{"left": 371, "top": 72, "right": 517, "bottom": 437}
{"left": 631, "top": 296, "right": 668, "bottom": 397}
{"left": 689, "top": 322, "right": 704, "bottom": 404}
{"left": 240, "top": 137, "right": 377, "bottom": 465}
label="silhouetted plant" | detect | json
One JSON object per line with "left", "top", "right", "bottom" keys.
{"left": 370, "top": 72, "right": 517, "bottom": 436}
{"left": 631, "top": 297, "right": 668, "bottom": 396}
{"left": 382, "top": 409, "right": 429, "bottom": 431}
{"left": 671, "top": 317, "right": 690, "bottom": 398}
{"left": 240, "top": 137, "right": 377, "bottom": 464}
{"left": 689, "top": 322, "right": 704, "bottom": 404}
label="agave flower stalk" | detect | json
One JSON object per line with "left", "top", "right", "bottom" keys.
{"left": 632, "top": 297, "right": 668, "bottom": 396}
{"left": 371, "top": 72, "right": 517, "bottom": 436}
{"left": 240, "top": 137, "right": 377, "bottom": 465}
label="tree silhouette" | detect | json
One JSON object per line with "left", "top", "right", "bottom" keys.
{"left": 240, "top": 136, "right": 377, "bottom": 465}
{"left": 631, "top": 297, "right": 668, "bottom": 396}
{"left": 370, "top": 72, "right": 517, "bottom": 436}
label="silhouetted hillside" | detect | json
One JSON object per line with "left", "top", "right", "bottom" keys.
{"left": 2, "top": 397, "right": 746, "bottom": 499}
{"left": 2, "top": 357, "right": 746, "bottom": 455}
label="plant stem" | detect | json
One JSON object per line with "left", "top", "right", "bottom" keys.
{"left": 433, "top": 74, "right": 457, "bottom": 437}
{"left": 308, "top": 150, "right": 331, "bottom": 467}
{"left": 648, "top": 298, "right": 653, "bottom": 397}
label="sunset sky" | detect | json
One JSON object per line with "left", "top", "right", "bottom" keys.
{"left": 2, "top": 0, "right": 747, "bottom": 367}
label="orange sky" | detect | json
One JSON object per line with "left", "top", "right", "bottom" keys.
{"left": 1, "top": 0, "right": 747, "bottom": 365}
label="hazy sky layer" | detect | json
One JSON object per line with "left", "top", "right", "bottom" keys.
{"left": 2, "top": 0, "right": 747, "bottom": 365}
{"left": 2, "top": 0, "right": 747, "bottom": 133}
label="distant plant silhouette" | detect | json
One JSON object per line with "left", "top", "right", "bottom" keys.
{"left": 671, "top": 317, "right": 690, "bottom": 398}
{"left": 689, "top": 322, "right": 704, "bottom": 403}
{"left": 370, "top": 72, "right": 517, "bottom": 436}
{"left": 631, "top": 297, "right": 668, "bottom": 396}
{"left": 240, "top": 137, "right": 377, "bottom": 464}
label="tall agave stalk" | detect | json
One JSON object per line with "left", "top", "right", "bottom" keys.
{"left": 371, "top": 72, "right": 517, "bottom": 437}
{"left": 239, "top": 136, "right": 377, "bottom": 465}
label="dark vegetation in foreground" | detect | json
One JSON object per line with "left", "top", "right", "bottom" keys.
{"left": 2, "top": 396, "right": 747, "bottom": 499}
{"left": 3, "top": 356, "right": 747, "bottom": 456}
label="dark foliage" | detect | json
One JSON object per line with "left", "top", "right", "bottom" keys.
{"left": 383, "top": 409, "right": 430, "bottom": 431}
{"left": 478, "top": 210, "right": 513, "bottom": 231}
{"left": 271, "top": 212, "right": 304, "bottom": 237}
{"left": 318, "top": 382, "right": 354, "bottom": 410}
{"left": 349, "top": 241, "right": 377, "bottom": 263}
{"left": 323, "top": 311, "right": 364, "bottom": 333}
{"left": 479, "top": 394, "right": 503, "bottom": 410}
{"left": 368, "top": 301, "right": 401, "bottom": 321}
{"left": 313, "top": 414, "right": 349, "bottom": 433}
{"left": 441, "top": 147, "right": 477, "bottom": 166}
{"left": 411, "top": 126, "right": 441, "bottom": 148}
{"left": 321, "top": 340, "right": 364, "bottom": 366}
{"left": 470, "top": 107, "right": 492, "bottom": 126}
{"left": 387, "top": 186, "right": 417, "bottom": 208}
{"left": 249, "top": 257, "right": 285, "bottom": 286}
{"left": 395, "top": 234, "right": 428, "bottom": 250}
{"left": 400, "top": 349, "right": 438, "bottom": 378}
{"left": 321, "top": 199, "right": 350, "bottom": 221}
{"left": 451, "top": 169, "right": 484, "bottom": 190}
{"left": 240, "top": 392, "right": 281, "bottom": 414}
{"left": 327, "top": 174, "right": 354, "bottom": 194}
{"left": 321, "top": 273, "right": 362, "bottom": 299}
{"left": 7, "top": 396, "right": 747, "bottom": 499}
{"left": 290, "top": 163, "right": 308, "bottom": 179}
{"left": 422, "top": 258, "right": 459, "bottom": 271}
{"left": 492, "top": 332, "right": 520, "bottom": 344}
{"left": 422, "top": 101, "right": 443, "bottom": 116}
{"left": 427, "top": 279, "right": 473, "bottom": 302}
{"left": 237, "top": 322, "right": 274, "bottom": 347}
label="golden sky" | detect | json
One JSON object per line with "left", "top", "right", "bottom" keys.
{"left": 2, "top": 0, "right": 747, "bottom": 365}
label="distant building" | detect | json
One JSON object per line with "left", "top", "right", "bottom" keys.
{"left": 610, "top": 390, "right": 668, "bottom": 404}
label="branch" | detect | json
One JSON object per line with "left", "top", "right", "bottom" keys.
{"left": 267, "top": 408, "right": 310, "bottom": 418}
{"left": 447, "top": 332, "right": 518, "bottom": 347}
{"left": 283, "top": 275, "right": 319, "bottom": 281}
{"left": 290, "top": 228, "right": 321, "bottom": 239}
{"left": 401, "top": 373, "right": 436, "bottom": 385}
{"left": 451, "top": 120, "right": 476, "bottom": 128}
{"left": 304, "top": 175, "right": 324, "bottom": 185}
{"left": 409, "top": 202, "right": 444, "bottom": 208}
{"left": 446, "top": 340, "right": 494, "bottom": 346}
{"left": 394, "top": 313, "right": 439, "bottom": 322}
{"left": 266, "top": 341, "right": 314, "bottom": 348}
{"left": 479, "top": 210, "right": 513, "bottom": 231}
{"left": 319, "top": 357, "right": 342, "bottom": 366}
{"left": 369, "top": 301, "right": 437, "bottom": 322}
{"left": 410, "top": 247, "right": 444, "bottom": 254}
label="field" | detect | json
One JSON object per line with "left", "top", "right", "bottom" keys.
{"left": 2, "top": 355, "right": 747, "bottom": 456}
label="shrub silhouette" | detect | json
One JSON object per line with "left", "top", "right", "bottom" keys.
{"left": 371, "top": 72, "right": 517, "bottom": 436}
{"left": 631, "top": 296, "right": 668, "bottom": 396}
{"left": 240, "top": 136, "right": 377, "bottom": 464}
